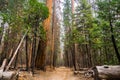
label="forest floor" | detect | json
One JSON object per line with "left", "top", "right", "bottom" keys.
{"left": 18, "top": 67, "right": 93, "bottom": 80}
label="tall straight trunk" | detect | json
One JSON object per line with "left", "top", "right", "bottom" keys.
{"left": 74, "top": 43, "right": 77, "bottom": 69}
{"left": 99, "top": 48, "right": 102, "bottom": 65}
{"left": 25, "top": 35, "right": 29, "bottom": 71}
{"left": 53, "top": 51, "right": 56, "bottom": 67}
{"left": 70, "top": 50, "right": 73, "bottom": 67}
{"left": 93, "top": 49, "right": 97, "bottom": 65}
{"left": 81, "top": 45, "right": 85, "bottom": 68}
{"left": 108, "top": 0, "right": 120, "bottom": 64}
{"left": 31, "top": 38, "right": 35, "bottom": 74}
{"left": 72, "top": 45, "right": 77, "bottom": 70}
{"left": 31, "top": 28, "right": 37, "bottom": 74}
{"left": 53, "top": 33, "right": 57, "bottom": 67}
{"left": 35, "top": 39, "right": 46, "bottom": 70}
{"left": 79, "top": 46, "right": 83, "bottom": 68}
{"left": 44, "top": 0, "right": 52, "bottom": 66}
{"left": 51, "top": 0, "right": 55, "bottom": 67}
{"left": 67, "top": 50, "right": 70, "bottom": 67}
{"left": 71, "top": 0, "right": 74, "bottom": 13}
{"left": 110, "top": 22, "right": 120, "bottom": 64}
{"left": 29, "top": 42, "right": 32, "bottom": 70}
{"left": 104, "top": 42, "right": 109, "bottom": 63}
{"left": 85, "top": 44, "right": 92, "bottom": 67}
{"left": 0, "top": 24, "right": 8, "bottom": 54}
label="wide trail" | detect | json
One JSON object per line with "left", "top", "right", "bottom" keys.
{"left": 19, "top": 67, "right": 93, "bottom": 80}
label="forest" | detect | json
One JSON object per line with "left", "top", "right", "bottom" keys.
{"left": 0, "top": 0, "right": 120, "bottom": 80}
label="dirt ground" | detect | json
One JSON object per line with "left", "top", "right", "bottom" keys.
{"left": 18, "top": 67, "right": 93, "bottom": 80}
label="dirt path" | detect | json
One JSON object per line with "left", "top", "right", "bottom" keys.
{"left": 18, "top": 67, "right": 93, "bottom": 80}
{"left": 33, "top": 67, "right": 79, "bottom": 80}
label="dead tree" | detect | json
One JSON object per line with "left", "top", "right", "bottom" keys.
{"left": 85, "top": 65, "right": 120, "bottom": 80}
{"left": 0, "top": 59, "right": 19, "bottom": 80}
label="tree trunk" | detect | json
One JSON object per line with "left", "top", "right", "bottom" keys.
{"left": 108, "top": 0, "right": 120, "bottom": 64}
{"left": 74, "top": 43, "right": 78, "bottom": 70}
{"left": 35, "top": 39, "right": 46, "bottom": 70}
{"left": 109, "top": 19, "right": 120, "bottom": 64}
{"left": 72, "top": 45, "right": 77, "bottom": 71}
{"left": 25, "top": 35, "right": 29, "bottom": 71}
{"left": 51, "top": 0, "right": 55, "bottom": 68}
{"left": 31, "top": 34, "right": 36, "bottom": 74}
{"left": 5, "top": 31, "right": 28, "bottom": 71}
{"left": 14, "top": 50, "right": 19, "bottom": 69}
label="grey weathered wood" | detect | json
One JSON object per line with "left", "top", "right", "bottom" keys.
{"left": 0, "top": 71, "right": 19, "bottom": 80}
{"left": 0, "top": 59, "right": 7, "bottom": 78}
{"left": 2, "top": 71, "right": 16, "bottom": 80}
{"left": 0, "top": 59, "right": 19, "bottom": 80}
{"left": 94, "top": 65, "right": 120, "bottom": 80}
{"left": 0, "top": 59, "right": 7, "bottom": 70}
{"left": 84, "top": 66, "right": 120, "bottom": 80}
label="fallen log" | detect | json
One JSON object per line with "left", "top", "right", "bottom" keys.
{"left": 0, "top": 59, "right": 7, "bottom": 78}
{"left": 0, "top": 69, "right": 19, "bottom": 80}
{"left": 85, "top": 65, "right": 120, "bottom": 80}
{"left": 94, "top": 65, "right": 120, "bottom": 80}
{"left": 0, "top": 59, "right": 7, "bottom": 70}
{"left": 0, "top": 59, "right": 19, "bottom": 80}
{"left": 74, "top": 68, "right": 89, "bottom": 75}
{"left": 2, "top": 71, "right": 18, "bottom": 80}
